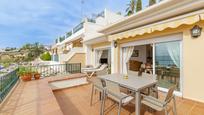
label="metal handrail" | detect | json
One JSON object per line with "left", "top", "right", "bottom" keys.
{"left": 0, "top": 68, "right": 19, "bottom": 103}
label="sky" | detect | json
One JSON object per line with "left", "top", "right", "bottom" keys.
{"left": 0, "top": 0, "right": 149, "bottom": 48}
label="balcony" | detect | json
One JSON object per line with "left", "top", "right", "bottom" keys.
{"left": 73, "top": 22, "right": 84, "bottom": 34}
{"left": 87, "top": 18, "right": 96, "bottom": 23}
{"left": 0, "top": 64, "right": 204, "bottom": 115}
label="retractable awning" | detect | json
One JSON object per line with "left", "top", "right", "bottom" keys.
{"left": 109, "top": 13, "right": 204, "bottom": 41}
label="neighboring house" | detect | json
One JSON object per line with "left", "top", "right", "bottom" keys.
{"left": 51, "top": 9, "right": 124, "bottom": 67}
{"left": 84, "top": 0, "right": 204, "bottom": 103}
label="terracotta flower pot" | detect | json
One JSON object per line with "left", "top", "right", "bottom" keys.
{"left": 34, "top": 73, "right": 41, "bottom": 80}
{"left": 21, "top": 74, "right": 32, "bottom": 81}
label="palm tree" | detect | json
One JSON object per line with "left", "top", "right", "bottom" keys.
{"left": 126, "top": 0, "right": 136, "bottom": 16}
{"left": 136, "top": 0, "right": 142, "bottom": 12}
{"left": 149, "top": 0, "right": 156, "bottom": 6}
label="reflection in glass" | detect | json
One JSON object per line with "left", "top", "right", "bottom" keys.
{"left": 155, "top": 41, "right": 180, "bottom": 91}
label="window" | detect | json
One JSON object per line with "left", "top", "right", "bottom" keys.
{"left": 155, "top": 41, "right": 181, "bottom": 91}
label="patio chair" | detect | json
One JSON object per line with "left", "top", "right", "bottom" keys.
{"left": 90, "top": 77, "right": 104, "bottom": 106}
{"left": 140, "top": 72, "right": 159, "bottom": 98}
{"left": 83, "top": 64, "right": 108, "bottom": 78}
{"left": 102, "top": 80, "right": 135, "bottom": 115}
{"left": 81, "top": 64, "right": 101, "bottom": 72}
{"left": 128, "top": 70, "right": 158, "bottom": 97}
{"left": 141, "top": 85, "right": 177, "bottom": 115}
{"left": 90, "top": 77, "right": 106, "bottom": 115}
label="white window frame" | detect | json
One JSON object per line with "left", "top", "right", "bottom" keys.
{"left": 120, "top": 33, "right": 183, "bottom": 97}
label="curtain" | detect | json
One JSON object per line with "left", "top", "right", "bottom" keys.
{"left": 96, "top": 50, "right": 103, "bottom": 66}
{"left": 122, "top": 46, "right": 134, "bottom": 74}
{"left": 166, "top": 42, "right": 180, "bottom": 67}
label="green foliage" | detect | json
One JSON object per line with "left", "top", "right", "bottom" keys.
{"left": 149, "top": 0, "right": 156, "bottom": 6}
{"left": 136, "top": 0, "right": 142, "bottom": 12}
{"left": 21, "top": 42, "right": 45, "bottom": 62}
{"left": 17, "top": 66, "right": 33, "bottom": 76}
{"left": 55, "top": 39, "right": 58, "bottom": 43}
{"left": 40, "top": 52, "right": 51, "bottom": 61}
{"left": 5, "top": 47, "right": 16, "bottom": 51}
{"left": 2, "top": 63, "right": 10, "bottom": 68}
{"left": 66, "top": 31, "right": 72, "bottom": 38}
{"left": 59, "top": 36, "right": 65, "bottom": 42}
{"left": 126, "top": 0, "right": 136, "bottom": 16}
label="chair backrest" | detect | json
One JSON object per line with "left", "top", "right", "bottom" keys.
{"left": 142, "top": 73, "right": 157, "bottom": 80}
{"left": 94, "top": 64, "right": 101, "bottom": 69}
{"left": 91, "top": 78, "right": 104, "bottom": 90}
{"left": 99, "top": 64, "right": 108, "bottom": 70}
{"left": 142, "top": 72, "right": 153, "bottom": 77}
{"left": 105, "top": 80, "right": 121, "bottom": 97}
{"left": 95, "top": 64, "right": 108, "bottom": 76}
{"left": 128, "top": 70, "right": 157, "bottom": 79}
{"left": 165, "top": 85, "right": 176, "bottom": 102}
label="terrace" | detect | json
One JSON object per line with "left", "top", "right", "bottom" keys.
{"left": 0, "top": 64, "right": 204, "bottom": 115}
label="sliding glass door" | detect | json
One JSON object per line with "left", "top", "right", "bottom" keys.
{"left": 155, "top": 41, "right": 181, "bottom": 91}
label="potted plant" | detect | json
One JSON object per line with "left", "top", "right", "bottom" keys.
{"left": 33, "top": 69, "right": 41, "bottom": 80}
{"left": 17, "top": 67, "right": 32, "bottom": 81}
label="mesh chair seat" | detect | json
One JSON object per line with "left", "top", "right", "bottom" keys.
{"left": 107, "top": 92, "right": 134, "bottom": 105}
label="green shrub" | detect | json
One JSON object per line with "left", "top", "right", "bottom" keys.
{"left": 17, "top": 66, "right": 33, "bottom": 76}
{"left": 40, "top": 52, "right": 51, "bottom": 61}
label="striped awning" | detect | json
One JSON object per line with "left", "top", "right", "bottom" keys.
{"left": 109, "top": 13, "right": 204, "bottom": 41}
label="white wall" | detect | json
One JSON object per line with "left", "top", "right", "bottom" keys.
{"left": 129, "top": 45, "right": 147, "bottom": 63}
{"left": 95, "top": 17, "right": 107, "bottom": 26}
{"left": 104, "top": 9, "right": 124, "bottom": 24}
{"left": 85, "top": 44, "right": 92, "bottom": 65}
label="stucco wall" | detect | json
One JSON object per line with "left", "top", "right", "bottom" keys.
{"left": 67, "top": 53, "right": 86, "bottom": 67}
{"left": 182, "top": 22, "right": 204, "bottom": 102}
{"left": 114, "top": 21, "right": 204, "bottom": 102}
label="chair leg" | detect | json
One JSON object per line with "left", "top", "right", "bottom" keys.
{"left": 100, "top": 91, "right": 106, "bottom": 115}
{"left": 90, "top": 85, "right": 94, "bottom": 106}
{"left": 88, "top": 72, "right": 95, "bottom": 78}
{"left": 173, "top": 96, "right": 177, "bottom": 115}
{"left": 164, "top": 107, "right": 168, "bottom": 115}
{"left": 154, "top": 85, "right": 159, "bottom": 98}
{"left": 118, "top": 100, "right": 122, "bottom": 115}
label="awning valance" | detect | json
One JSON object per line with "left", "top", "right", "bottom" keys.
{"left": 200, "top": 14, "right": 204, "bottom": 20}
{"left": 109, "top": 14, "right": 203, "bottom": 41}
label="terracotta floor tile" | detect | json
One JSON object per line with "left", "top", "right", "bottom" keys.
{"left": 1, "top": 74, "right": 204, "bottom": 115}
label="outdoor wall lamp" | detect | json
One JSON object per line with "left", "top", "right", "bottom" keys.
{"left": 114, "top": 41, "right": 118, "bottom": 48}
{"left": 191, "top": 25, "right": 202, "bottom": 38}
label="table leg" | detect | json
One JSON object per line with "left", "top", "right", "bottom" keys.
{"left": 99, "top": 92, "right": 102, "bottom": 100}
{"left": 135, "top": 91, "right": 141, "bottom": 115}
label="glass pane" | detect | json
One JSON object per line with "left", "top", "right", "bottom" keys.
{"left": 155, "top": 41, "right": 180, "bottom": 91}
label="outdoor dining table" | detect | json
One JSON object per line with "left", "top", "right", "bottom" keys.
{"left": 98, "top": 73, "right": 157, "bottom": 115}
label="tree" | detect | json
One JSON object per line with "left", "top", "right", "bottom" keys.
{"left": 126, "top": 0, "right": 136, "bottom": 16}
{"left": 149, "top": 0, "right": 156, "bottom": 6}
{"left": 21, "top": 42, "right": 45, "bottom": 62}
{"left": 40, "top": 52, "right": 51, "bottom": 61}
{"left": 136, "top": 0, "right": 142, "bottom": 12}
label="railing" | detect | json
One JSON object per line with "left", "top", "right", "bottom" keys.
{"left": 73, "top": 22, "right": 84, "bottom": 34}
{"left": 87, "top": 18, "right": 96, "bottom": 23}
{"left": 0, "top": 68, "right": 19, "bottom": 103}
{"left": 96, "top": 11, "right": 105, "bottom": 18}
{"left": 66, "top": 31, "right": 72, "bottom": 38}
{"left": 29, "top": 63, "right": 81, "bottom": 77}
